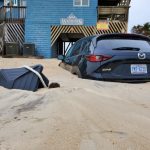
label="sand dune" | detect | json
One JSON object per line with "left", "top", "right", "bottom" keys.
{"left": 0, "top": 58, "right": 150, "bottom": 150}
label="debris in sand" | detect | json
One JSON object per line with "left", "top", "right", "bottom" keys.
{"left": 49, "top": 82, "right": 60, "bottom": 89}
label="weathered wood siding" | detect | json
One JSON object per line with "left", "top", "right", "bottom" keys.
{"left": 25, "top": 0, "right": 97, "bottom": 58}
{"left": 0, "top": 0, "right": 3, "bottom": 6}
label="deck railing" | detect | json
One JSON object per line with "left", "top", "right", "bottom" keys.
{"left": 97, "top": 6, "right": 129, "bottom": 21}
{"left": 0, "top": 6, "right": 26, "bottom": 23}
{"left": 98, "top": 6, "right": 129, "bottom": 15}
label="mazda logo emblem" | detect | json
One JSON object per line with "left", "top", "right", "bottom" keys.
{"left": 138, "top": 53, "right": 146, "bottom": 60}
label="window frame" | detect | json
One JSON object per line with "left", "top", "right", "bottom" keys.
{"left": 73, "top": 0, "right": 90, "bottom": 7}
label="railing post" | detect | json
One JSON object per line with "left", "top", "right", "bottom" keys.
{"left": 18, "top": 6, "right": 19, "bottom": 21}
{"left": 10, "top": 6, "right": 12, "bottom": 22}
{"left": 4, "top": 6, "right": 6, "bottom": 21}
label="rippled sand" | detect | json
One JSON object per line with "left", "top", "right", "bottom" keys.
{"left": 0, "top": 58, "right": 150, "bottom": 150}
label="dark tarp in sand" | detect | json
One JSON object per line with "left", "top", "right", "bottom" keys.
{"left": 0, "top": 65, "right": 49, "bottom": 91}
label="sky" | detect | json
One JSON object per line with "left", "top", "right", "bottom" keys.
{"left": 128, "top": 0, "right": 150, "bottom": 32}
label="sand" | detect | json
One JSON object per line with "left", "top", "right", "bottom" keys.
{"left": 0, "top": 57, "right": 150, "bottom": 150}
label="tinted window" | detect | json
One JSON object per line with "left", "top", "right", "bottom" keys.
{"left": 81, "top": 40, "right": 91, "bottom": 53}
{"left": 97, "top": 39, "right": 150, "bottom": 52}
{"left": 65, "top": 44, "right": 75, "bottom": 57}
{"left": 71, "top": 40, "right": 82, "bottom": 56}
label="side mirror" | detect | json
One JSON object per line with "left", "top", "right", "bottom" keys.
{"left": 58, "top": 55, "right": 65, "bottom": 61}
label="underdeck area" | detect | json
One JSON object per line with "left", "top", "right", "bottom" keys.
{"left": 50, "top": 22, "right": 128, "bottom": 57}
{"left": 52, "top": 33, "right": 84, "bottom": 57}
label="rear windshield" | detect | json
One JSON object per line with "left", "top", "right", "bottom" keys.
{"left": 97, "top": 39, "right": 150, "bottom": 52}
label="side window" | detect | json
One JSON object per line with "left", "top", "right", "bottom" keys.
{"left": 71, "top": 40, "right": 82, "bottom": 56}
{"left": 65, "top": 44, "right": 75, "bottom": 57}
{"left": 81, "top": 40, "right": 91, "bottom": 54}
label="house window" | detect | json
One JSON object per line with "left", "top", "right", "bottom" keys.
{"left": 13, "top": 0, "right": 18, "bottom": 6}
{"left": 4, "top": 0, "right": 18, "bottom": 6}
{"left": 74, "top": 0, "right": 89, "bottom": 7}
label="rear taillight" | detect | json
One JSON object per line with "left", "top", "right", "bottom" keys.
{"left": 86, "top": 55, "right": 112, "bottom": 62}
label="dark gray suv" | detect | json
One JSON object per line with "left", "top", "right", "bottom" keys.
{"left": 58, "top": 34, "right": 150, "bottom": 82}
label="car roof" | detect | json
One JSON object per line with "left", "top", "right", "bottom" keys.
{"left": 96, "top": 33, "right": 150, "bottom": 40}
{"left": 92, "top": 33, "right": 150, "bottom": 47}
{"left": 76, "top": 33, "right": 150, "bottom": 47}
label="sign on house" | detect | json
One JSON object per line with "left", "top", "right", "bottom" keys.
{"left": 60, "top": 13, "right": 84, "bottom": 25}
{"left": 97, "top": 21, "right": 109, "bottom": 30}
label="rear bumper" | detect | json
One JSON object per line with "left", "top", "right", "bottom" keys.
{"left": 103, "top": 78, "right": 150, "bottom": 83}
{"left": 85, "top": 73, "right": 150, "bottom": 82}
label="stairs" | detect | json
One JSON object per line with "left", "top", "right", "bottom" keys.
{"left": 5, "top": 23, "right": 25, "bottom": 47}
{"left": 0, "top": 5, "right": 26, "bottom": 55}
{"left": 0, "top": 22, "right": 25, "bottom": 55}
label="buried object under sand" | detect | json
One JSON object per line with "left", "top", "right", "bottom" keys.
{"left": 49, "top": 82, "right": 60, "bottom": 88}
{"left": 0, "top": 65, "right": 49, "bottom": 91}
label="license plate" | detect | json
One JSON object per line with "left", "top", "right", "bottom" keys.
{"left": 131, "top": 64, "right": 147, "bottom": 74}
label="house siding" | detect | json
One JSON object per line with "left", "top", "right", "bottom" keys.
{"left": 0, "top": 1, "right": 3, "bottom": 6}
{"left": 25, "top": 0, "right": 97, "bottom": 58}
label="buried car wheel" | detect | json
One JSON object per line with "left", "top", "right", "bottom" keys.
{"left": 71, "top": 66, "right": 82, "bottom": 78}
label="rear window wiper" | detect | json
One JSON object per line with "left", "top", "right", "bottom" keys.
{"left": 112, "top": 47, "right": 140, "bottom": 51}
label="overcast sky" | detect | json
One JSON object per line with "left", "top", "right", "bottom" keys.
{"left": 128, "top": 0, "right": 150, "bottom": 32}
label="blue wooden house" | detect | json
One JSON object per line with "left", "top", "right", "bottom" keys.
{"left": 0, "top": 0, "right": 131, "bottom": 58}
